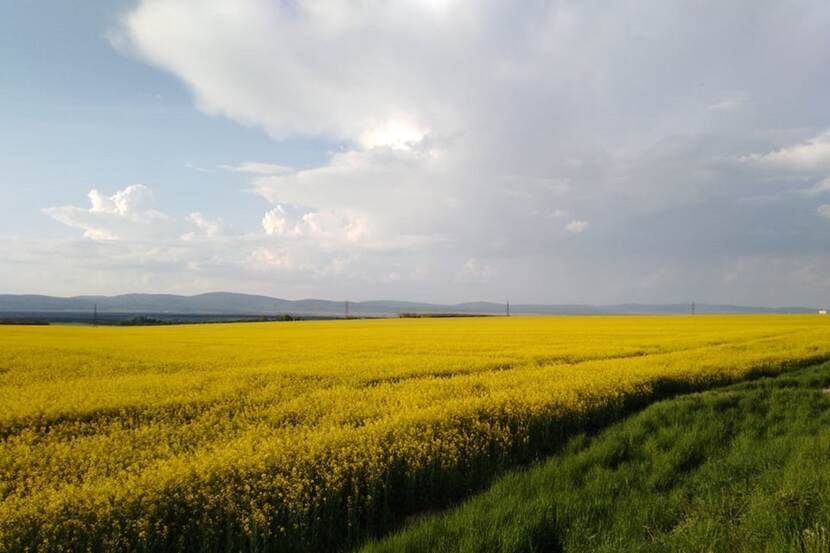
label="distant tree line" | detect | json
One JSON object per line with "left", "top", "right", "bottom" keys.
{"left": 0, "top": 318, "right": 50, "bottom": 325}
{"left": 398, "top": 313, "right": 491, "bottom": 318}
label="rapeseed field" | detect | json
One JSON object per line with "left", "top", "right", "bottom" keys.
{"left": 1, "top": 315, "right": 829, "bottom": 551}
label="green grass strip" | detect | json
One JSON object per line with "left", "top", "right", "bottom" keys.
{"left": 359, "top": 362, "right": 830, "bottom": 553}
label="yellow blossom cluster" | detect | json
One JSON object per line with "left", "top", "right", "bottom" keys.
{"left": 1, "top": 315, "right": 829, "bottom": 551}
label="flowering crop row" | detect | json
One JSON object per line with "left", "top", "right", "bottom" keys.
{"left": 1, "top": 315, "right": 829, "bottom": 551}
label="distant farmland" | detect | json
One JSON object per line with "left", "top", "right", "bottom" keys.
{"left": 2, "top": 315, "right": 830, "bottom": 551}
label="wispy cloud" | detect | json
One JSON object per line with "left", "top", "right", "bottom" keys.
{"left": 704, "top": 94, "right": 749, "bottom": 112}
{"left": 740, "top": 131, "right": 830, "bottom": 174}
{"left": 218, "top": 162, "right": 293, "bottom": 175}
{"left": 565, "top": 220, "right": 589, "bottom": 234}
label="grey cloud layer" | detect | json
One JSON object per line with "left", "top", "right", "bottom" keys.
{"left": 24, "top": 0, "right": 830, "bottom": 304}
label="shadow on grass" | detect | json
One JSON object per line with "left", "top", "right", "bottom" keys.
{"left": 358, "top": 359, "right": 830, "bottom": 553}
{"left": 346, "top": 355, "right": 830, "bottom": 553}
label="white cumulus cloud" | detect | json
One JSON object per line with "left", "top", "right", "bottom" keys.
{"left": 182, "top": 212, "right": 222, "bottom": 240}
{"left": 43, "top": 185, "right": 170, "bottom": 240}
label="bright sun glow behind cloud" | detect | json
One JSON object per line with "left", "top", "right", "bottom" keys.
{"left": 359, "top": 117, "right": 427, "bottom": 150}
{"left": 420, "top": 0, "right": 453, "bottom": 14}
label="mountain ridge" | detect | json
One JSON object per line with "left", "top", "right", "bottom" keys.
{"left": 0, "top": 292, "right": 818, "bottom": 316}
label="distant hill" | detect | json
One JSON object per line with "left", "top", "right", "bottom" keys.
{"left": 0, "top": 293, "right": 817, "bottom": 317}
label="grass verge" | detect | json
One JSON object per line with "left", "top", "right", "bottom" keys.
{"left": 358, "top": 361, "right": 830, "bottom": 553}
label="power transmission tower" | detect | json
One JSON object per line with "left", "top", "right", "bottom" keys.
{"left": 691, "top": 302, "right": 695, "bottom": 315}
{"left": 506, "top": 299, "right": 510, "bottom": 317}
{"left": 345, "top": 300, "right": 350, "bottom": 319}
{"left": 93, "top": 303, "right": 98, "bottom": 327}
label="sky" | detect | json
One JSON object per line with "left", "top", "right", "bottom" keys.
{"left": 2, "top": 0, "right": 830, "bottom": 306}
